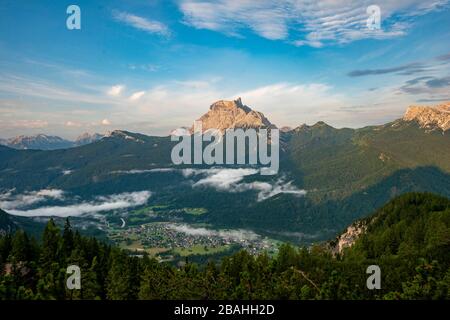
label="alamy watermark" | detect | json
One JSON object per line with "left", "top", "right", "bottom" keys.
{"left": 367, "top": 5, "right": 381, "bottom": 30}
{"left": 171, "top": 121, "right": 279, "bottom": 175}
{"left": 66, "top": 265, "right": 81, "bottom": 290}
{"left": 66, "top": 5, "right": 81, "bottom": 30}
{"left": 366, "top": 265, "right": 381, "bottom": 290}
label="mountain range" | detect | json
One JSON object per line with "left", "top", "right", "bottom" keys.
{"left": 0, "top": 132, "right": 104, "bottom": 150}
{"left": 0, "top": 100, "right": 449, "bottom": 243}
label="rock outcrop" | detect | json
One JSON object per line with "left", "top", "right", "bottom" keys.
{"left": 403, "top": 102, "right": 450, "bottom": 132}
{"left": 104, "top": 130, "right": 145, "bottom": 143}
{"left": 75, "top": 132, "right": 103, "bottom": 146}
{"left": 330, "top": 220, "right": 367, "bottom": 255}
{"left": 191, "top": 98, "right": 276, "bottom": 133}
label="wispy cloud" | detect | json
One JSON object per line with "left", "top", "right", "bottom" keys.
{"left": 0, "top": 189, "right": 65, "bottom": 210}
{"left": 111, "top": 168, "right": 175, "bottom": 175}
{"left": 436, "top": 52, "right": 450, "bottom": 61}
{"left": 185, "top": 168, "right": 306, "bottom": 201}
{"left": 0, "top": 74, "right": 121, "bottom": 105}
{"left": 179, "top": 0, "right": 449, "bottom": 46}
{"left": 186, "top": 168, "right": 258, "bottom": 189}
{"left": 0, "top": 119, "right": 49, "bottom": 129}
{"left": 129, "top": 91, "right": 146, "bottom": 101}
{"left": 180, "top": 0, "right": 289, "bottom": 40}
{"left": 101, "top": 119, "right": 112, "bottom": 126}
{"left": 347, "top": 62, "right": 428, "bottom": 77}
{"left": 168, "top": 223, "right": 260, "bottom": 242}
{"left": 107, "top": 84, "right": 125, "bottom": 97}
{"left": 399, "top": 75, "right": 450, "bottom": 97}
{"left": 106, "top": 167, "right": 307, "bottom": 201}
{"left": 113, "top": 11, "right": 170, "bottom": 37}
{"left": 4, "top": 190, "right": 151, "bottom": 217}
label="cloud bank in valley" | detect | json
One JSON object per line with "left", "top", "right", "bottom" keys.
{"left": 1, "top": 190, "right": 151, "bottom": 217}
{"left": 0, "top": 189, "right": 65, "bottom": 210}
{"left": 184, "top": 168, "right": 307, "bottom": 201}
{"left": 108, "top": 167, "right": 307, "bottom": 201}
{"left": 168, "top": 224, "right": 260, "bottom": 242}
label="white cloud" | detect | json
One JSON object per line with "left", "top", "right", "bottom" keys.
{"left": 185, "top": 168, "right": 306, "bottom": 201}
{"left": 115, "top": 79, "right": 225, "bottom": 132}
{"left": 239, "top": 180, "right": 307, "bottom": 201}
{"left": 129, "top": 91, "right": 146, "bottom": 101}
{"left": 107, "top": 85, "right": 125, "bottom": 97}
{"left": 190, "top": 168, "right": 258, "bottom": 189}
{"left": 0, "top": 119, "right": 49, "bottom": 129}
{"left": 65, "top": 121, "right": 82, "bottom": 127}
{"left": 168, "top": 224, "right": 260, "bottom": 241}
{"left": 179, "top": 0, "right": 448, "bottom": 46}
{"left": 180, "top": 0, "right": 289, "bottom": 40}
{"left": 111, "top": 168, "right": 175, "bottom": 174}
{"left": 114, "top": 11, "right": 170, "bottom": 37}
{"left": 101, "top": 119, "right": 111, "bottom": 125}
{"left": 232, "top": 82, "right": 348, "bottom": 127}
{"left": 5, "top": 191, "right": 151, "bottom": 217}
{"left": 0, "top": 74, "right": 122, "bottom": 107}
{"left": 105, "top": 167, "right": 307, "bottom": 201}
{"left": 104, "top": 77, "right": 347, "bottom": 134}
{"left": 0, "top": 189, "right": 65, "bottom": 210}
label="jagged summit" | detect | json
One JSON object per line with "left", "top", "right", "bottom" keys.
{"left": 293, "top": 121, "right": 335, "bottom": 132}
{"left": 75, "top": 132, "right": 103, "bottom": 146}
{"left": 3, "top": 134, "right": 73, "bottom": 150}
{"left": 104, "top": 130, "right": 145, "bottom": 143}
{"left": 403, "top": 102, "right": 450, "bottom": 132}
{"left": 191, "top": 98, "right": 275, "bottom": 133}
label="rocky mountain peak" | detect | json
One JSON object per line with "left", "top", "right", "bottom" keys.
{"left": 403, "top": 102, "right": 450, "bottom": 132}
{"left": 4, "top": 134, "right": 72, "bottom": 150}
{"left": 75, "top": 132, "right": 103, "bottom": 146}
{"left": 104, "top": 130, "right": 145, "bottom": 143}
{"left": 191, "top": 98, "right": 275, "bottom": 133}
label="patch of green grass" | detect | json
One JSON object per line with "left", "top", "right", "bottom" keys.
{"left": 172, "top": 245, "right": 230, "bottom": 256}
{"left": 128, "top": 204, "right": 169, "bottom": 216}
{"left": 183, "top": 207, "right": 208, "bottom": 216}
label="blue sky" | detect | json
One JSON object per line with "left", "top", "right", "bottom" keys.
{"left": 0, "top": 0, "right": 449, "bottom": 138}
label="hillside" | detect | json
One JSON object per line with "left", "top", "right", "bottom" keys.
{"left": 331, "top": 193, "right": 450, "bottom": 256}
{"left": 0, "top": 102, "right": 449, "bottom": 244}
{"left": 1, "top": 192, "right": 449, "bottom": 300}
{"left": 0, "top": 209, "right": 16, "bottom": 235}
{"left": 286, "top": 119, "right": 450, "bottom": 200}
{"left": 344, "top": 193, "right": 450, "bottom": 259}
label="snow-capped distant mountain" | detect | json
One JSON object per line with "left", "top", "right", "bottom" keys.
{"left": 5, "top": 134, "right": 73, "bottom": 150}
{"left": 74, "top": 132, "right": 104, "bottom": 146}
{"left": 1, "top": 133, "right": 104, "bottom": 150}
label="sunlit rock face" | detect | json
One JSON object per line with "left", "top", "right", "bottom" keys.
{"left": 191, "top": 98, "right": 276, "bottom": 133}
{"left": 403, "top": 102, "right": 450, "bottom": 132}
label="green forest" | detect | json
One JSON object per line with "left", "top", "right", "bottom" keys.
{"left": 1, "top": 192, "right": 450, "bottom": 300}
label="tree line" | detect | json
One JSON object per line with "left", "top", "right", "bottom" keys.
{"left": 1, "top": 192, "right": 450, "bottom": 300}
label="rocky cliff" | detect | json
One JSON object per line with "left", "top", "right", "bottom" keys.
{"left": 329, "top": 220, "right": 367, "bottom": 255}
{"left": 191, "top": 98, "right": 276, "bottom": 133}
{"left": 403, "top": 102, "right": 450, "bottom": 132}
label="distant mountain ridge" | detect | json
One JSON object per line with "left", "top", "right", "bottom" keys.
{"left": 1, "top": 100, "right": 450, "bottom": 244}
{"left": 74, "top": 132, "right": 104, "bottom": 146}
{"left": 0, "top": 132, "right": 104, "bottom": 150}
